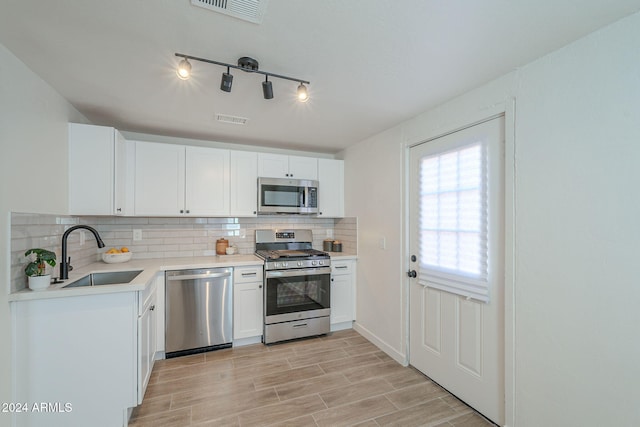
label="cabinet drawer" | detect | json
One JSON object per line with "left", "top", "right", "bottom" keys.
{"left": 331, "top": 261, "right": 352, "bottom": 275}
{"left": 234, "top": 266, "right": 263, "bottom": 283}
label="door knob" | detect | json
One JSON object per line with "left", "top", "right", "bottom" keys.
{"left": 407, "top": 270, "right": 417, "bottom": 278}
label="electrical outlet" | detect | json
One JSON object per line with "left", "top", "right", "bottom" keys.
{"left": 133, "top": 229, "right": 143, "bottom": 241}
{"left": 326, "top": 229, "right": 334, "bottom": 238}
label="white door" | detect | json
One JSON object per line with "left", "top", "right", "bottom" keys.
{"left": 409, "top": 117, "right": 505, "bottom": 425}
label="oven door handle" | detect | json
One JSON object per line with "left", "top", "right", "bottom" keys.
{"left": 265, "top": 267, "right": 331, "bottom": 278}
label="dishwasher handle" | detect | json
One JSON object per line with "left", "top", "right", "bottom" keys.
{"left": 166, "top": 271, "right": 231, "bottom": 281}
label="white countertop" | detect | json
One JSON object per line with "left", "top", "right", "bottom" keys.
{"left": 9, "top": 254, "right": 264, "bottom": 302}
{"left": 10, "top": 253, "right": 357, "bottom": 302}
{"left": 326, "top": 252, "right": 358, "bottom": 260}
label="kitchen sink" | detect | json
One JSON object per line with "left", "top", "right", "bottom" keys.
{"left": 63, "top": 270, "right": 143, "bottom": 288}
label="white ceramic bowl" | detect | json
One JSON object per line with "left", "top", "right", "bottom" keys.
{"left": 102, "top": 252, "right": 132, "bottom": 264}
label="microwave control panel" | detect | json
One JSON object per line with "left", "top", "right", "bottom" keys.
{"left": 309, "top": 188, "right": 317, "bottom": 207}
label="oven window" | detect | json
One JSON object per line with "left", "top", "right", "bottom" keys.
{"left": 262, "top": 185, "right": 303, "bottom": 207}
{"left": 266, "top": 273, "right": 330, "bottom": 316}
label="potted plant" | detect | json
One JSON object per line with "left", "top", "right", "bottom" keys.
{"left": 24, "top": 248, "right": 56, "bottom": 291}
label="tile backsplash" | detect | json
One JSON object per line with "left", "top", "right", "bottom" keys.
{"left": 10, "top": 213, "right": 357, "bottom": 293}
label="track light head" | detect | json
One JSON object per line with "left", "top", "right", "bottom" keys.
{"left": 297, "top": 83, "right": 309, "bottom": 102}
{"left": 262, "top": 77, "right": 274, "bottom": 99}
{"left": 220, "top": 67, "right": 233, "bottom": 92}
{"left": 176, "top": 58, "right": 191, "bottom": 80}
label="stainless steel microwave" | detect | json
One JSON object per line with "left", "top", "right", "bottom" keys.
{"left": 257, "top": 177, "right": 318, "bottom": 215}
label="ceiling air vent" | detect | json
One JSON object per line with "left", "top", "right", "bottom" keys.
{"left": 216, "top": 114, "right": 249, "bottom": 125}
{"left": 191, "top": 0, "right": 268, "bottom": 24}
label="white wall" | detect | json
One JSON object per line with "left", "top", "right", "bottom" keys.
{"left": 0, "top": 43, "right": 87, "bottom": 427}
{"left": 512, "top": 12, "right": 640, "bottom": 426}
{"left": 343, "top": 126, "right": 406, "bottom": 361}
{"left": 344, "top": 11, "right": 640, "bottom": 426}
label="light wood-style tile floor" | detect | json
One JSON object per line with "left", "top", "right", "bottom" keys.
{"left": 129, "top": 330, "right": 494, "bottom": 427}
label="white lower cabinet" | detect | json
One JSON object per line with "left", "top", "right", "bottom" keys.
{"left": 331, "top": 259, "right": 356, "bottom": 331}
{"left": 11, "top": 274, "right": 164, "bottom": 426}
{"left": 12, "top": 293, "right": 138, "bottom": 427}
{"left": 137, "top": 274, "right": 159, "bottom": 404}
{"left": 233, "top": 266, "right": 264, "bottom": 344}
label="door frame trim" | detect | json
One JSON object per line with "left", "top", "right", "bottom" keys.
{"left": 402, "top": 100, "right": 516, "bottom": 426}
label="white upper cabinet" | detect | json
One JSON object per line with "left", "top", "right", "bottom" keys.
{"left": 185, "top": 146, "right": 230, "bottom": 216}
{"left": 288, "top": 155, "right": 318, "bottom": 180}
{"left": 134, "top": 141, "right": 185, "bottom": 216}
{"left": 258, "top": 153, "right": 318, "bottom": 180}
{"left": 69, "top": 123, "right": 132, "bottom": 215}
{"left": 114, "top": 132, "right": 135, "bottom": 216}
{"left": 134, "top": 142, "right": 231, "bottom": 216}
{"left": 230, "top": 151, "right": 258, "bottom": 216}
{"left": 69, "top": 126, "right": 342, "bottom": 217}
{"left": 317, "top": 158, "right": 345, "bottom": 217}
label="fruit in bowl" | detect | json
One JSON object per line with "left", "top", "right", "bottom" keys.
{"left": 102, "top": 247, "right": 132, "bottom": 263}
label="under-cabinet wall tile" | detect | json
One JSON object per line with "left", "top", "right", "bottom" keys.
{"left": 10, "top": 213, "right": 358, "bottom": 292}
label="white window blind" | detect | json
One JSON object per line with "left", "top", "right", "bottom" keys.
{"left": 418, "top": 141, "right": 490, "bottom": 302}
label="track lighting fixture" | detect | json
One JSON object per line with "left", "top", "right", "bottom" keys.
{"left": 262, "top": 76, "right": 273, "bottom": 100}
{"left": 220, "top": 67, "right": 233, "bottom": 92}
{"left": 175, "top": 53, "right": 310, "bottom": 101}
{"left": 176, "top": 58, "right": 192, "bottom": 80}
{"left": 297, "top": 83, "right": 309, "bottom": 102}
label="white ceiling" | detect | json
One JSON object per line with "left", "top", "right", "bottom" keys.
{"left": 1, "top": 1, "right": 639, "bottom": 154}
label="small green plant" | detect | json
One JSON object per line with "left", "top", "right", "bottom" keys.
{"left": 24, "top": 248, "right": 57, "bottom": 277}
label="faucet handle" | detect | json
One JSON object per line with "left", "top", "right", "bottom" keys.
{"left": 67, "top": 257, "right": 73, "bottom": 272}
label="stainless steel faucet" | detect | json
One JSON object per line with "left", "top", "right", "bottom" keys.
{"left": 59, "top": 225, "right": 105, "bottom": 280}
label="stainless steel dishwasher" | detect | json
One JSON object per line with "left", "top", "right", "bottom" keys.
{"left": 165, "top": 267, "right": 233, "bottom": 358}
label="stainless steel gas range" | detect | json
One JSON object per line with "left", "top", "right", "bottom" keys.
{"left": 255, "top": 229, "right": 331, "bottom": 344}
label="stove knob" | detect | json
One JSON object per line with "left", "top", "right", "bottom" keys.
{"left": 297, "top": 261, "right": 303, "bottom": 267}
{"left": 312, "top": 261, "right": 317, "bottom": 266}
{"left": 275, "top": 262, "right": 281, "bottom": 268}
{"left": 319, "top": 260, "right": 324, "bottom": 265}
{"left": 283, "top": 262, "right": 288, "bottom": 267}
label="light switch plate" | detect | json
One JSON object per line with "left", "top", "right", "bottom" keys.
{"left": 133, "top": 229, "right": 142, "bottom": 241}
{"left": 379, "top": 237, "right": 386, "bottom": 250}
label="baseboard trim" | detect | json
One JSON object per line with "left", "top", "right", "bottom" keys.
{"left": 353, "top": 322, "right": 407, "bottom": 366}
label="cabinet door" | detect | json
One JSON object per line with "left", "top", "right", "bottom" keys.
{"left": 138, "top": 303, "right": 151, "bottom": 404}
{"left": 138, "top": 282, "right": 157, "bottom": 404}
{"left": 331, "top": 273, "right": 353, "bottom": 324}
{"left": 233, "top": 282, "right": 264, "bottom": 339}
{"left": 114, "top": 131, "right": 134, "bottom": 215}
{"left": 185, "top": 146, "right": 230, "bottom": 215}
{"left": 230, "top": 151, "right": 258, "bottom": 216}
{"left": 134, "top": 141, "right": 185, "bottom": 216}
{"left": 14, "top": 293, "right": 138, "bottom": 426}
{"left": 288, "top": 155, "right": 318, "bottom": 180}
{"left": 68, "top": 123, "right": 114, "bottom": 215}
{"left": 318, "top": 158, "right": 344, "bottom": 217}
{"left": 257, "top": 153, "right": 289, "bottom": 178}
